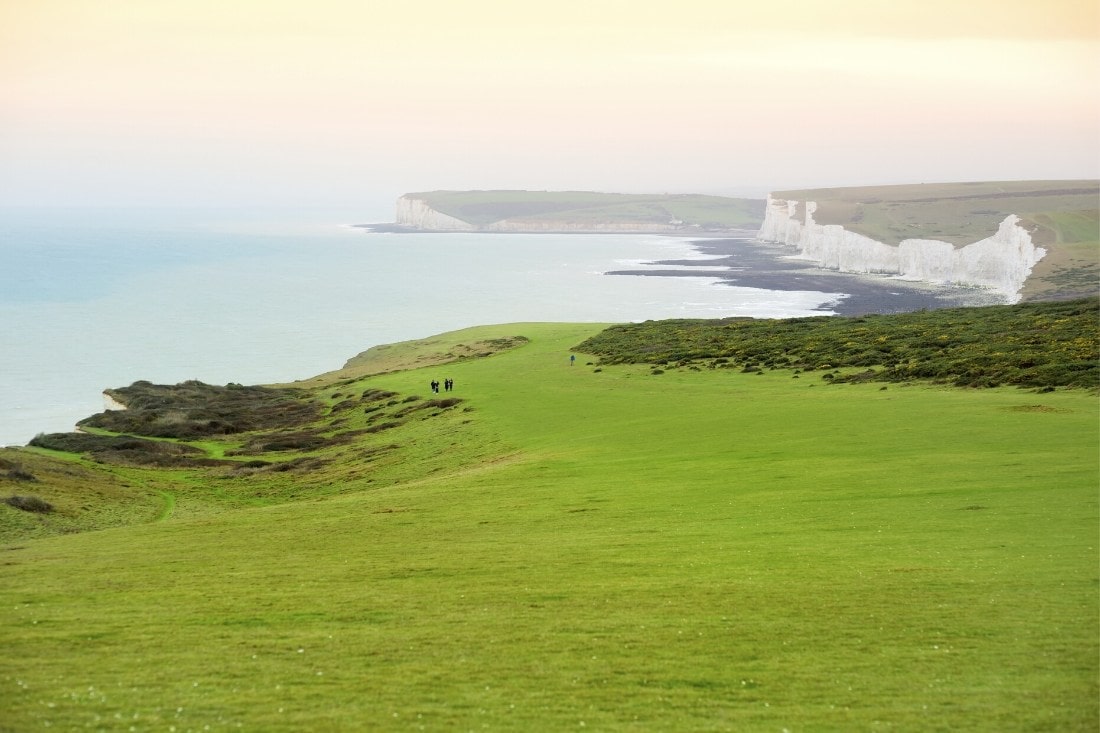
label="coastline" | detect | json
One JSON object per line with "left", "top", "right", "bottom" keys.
{"left": 0, "top": 221, "right": 828, "bottom": 448}
{"left": 605, "top": 236, "right": 1008, "bottom": 317}
{"left": 360, "top": 223, "right": 1005, "bottom": 316}
{"left": 2, "top": 222, "right": 1003, "bottom": 448}
{"left": 355, "top": 222, "right": 759, "bottom": 237}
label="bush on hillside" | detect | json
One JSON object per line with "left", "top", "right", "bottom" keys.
{"left": 4, "top": 495, "right": 53, "bottom": 513}
{"left": 0, "top": 458, "right": 36, "bottom": 482}
{"left": 577, "top": 298, "right": 1099, "bottom": 390}
{"left": 78, "top": 381, "right": 321, "bottom": 439}
{"left": 361, "top": 389, "right": 398, "bottom": 403}
{"left": 28, "top": 432, "right": 222, "bottom": 467}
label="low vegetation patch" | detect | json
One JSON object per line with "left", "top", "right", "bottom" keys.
{"left": 577, "top": 297, "right": 1099, "bottom": 389}
{"left": 80, "top": 380, "right": 321, "bottom": 438}
{"left": 0, "top": 457, "right": 36, "bottom": 482}
{"left": 3, "top": 495, "right": 53, "bottom": 513}
{"left": 393, "top": 397, "right": 463, "bottom": 416}
{"left": 28, "top": 432, "right": 223, "bottom": 467}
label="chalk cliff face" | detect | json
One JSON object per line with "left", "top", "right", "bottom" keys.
{"left": 757, "top": 196, "right": 1046, "bottom": 302}
{"left": 102, "top": 392, "right": 128, "bottom": 411}
{"left": 395, "top": 196, "right": 476, "bottom": 231}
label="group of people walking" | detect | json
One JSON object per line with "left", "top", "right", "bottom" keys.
{"left": 430, "top": 378, "right": 454, "bottom": 394}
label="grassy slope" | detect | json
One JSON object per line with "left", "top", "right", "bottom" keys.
{"left": 287, "top": 325, "right": 531, "bottom": 388}
{"left": 1, "top": 324, "right": 1097, "bottom": 731}
{"left": 0, "top": 449, "right": 168, "bottom": 538}
{"left": 406, "top": 190, "right": 765, "bottom": 229}
{"left": 772, "top": 180, "right": 1099, "bottom": 300}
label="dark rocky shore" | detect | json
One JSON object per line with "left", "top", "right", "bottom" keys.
{"left": 606, "top": 236, "right": 1006, "bottom": 317}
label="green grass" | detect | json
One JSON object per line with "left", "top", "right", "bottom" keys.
{"left": 1, "top": 322, "right": 1097, "bottom": 731}
{"left": 406, "top": 190, "right": 765, "bottom": 229}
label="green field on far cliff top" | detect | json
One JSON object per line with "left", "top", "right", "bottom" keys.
{"left": 1, "top": 301, "right": 1097, "bottom": 731}
{"left": 405, "top": 189, "right": 765, "bottom": 230}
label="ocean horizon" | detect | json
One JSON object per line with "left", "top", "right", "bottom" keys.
{"left": 0, "top": 206, "right": 846, "bottom": 446}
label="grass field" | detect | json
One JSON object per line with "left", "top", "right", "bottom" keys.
{"left": 1, "top": 322, "right": 1097, "bottom": 731}
{"left": 404, "top": 190, "right": 765, "bottom": 230}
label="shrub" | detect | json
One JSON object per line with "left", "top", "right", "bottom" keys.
{"left": 365, "top": 422, "right": 401, "bottom": 434}
{"left": 259, "top": 433, "right": 327, "bottom": 452}
{"left": 393, "top": 398, "right": 464, "bottom": 418}
{"left": 78, "top": 381, "right": 321, "bottom": 438}
{"left": 0, "top": 459, "right": 36, "bottom": 481}
{"left": 28, "top": 432, "right": 220, "bottom": 467}
{"left": 576, "top": 298, "right": 1098, "bottom": 390}
{"left": 5, "top": 495, "right": 53, "bottom": 513}
{"left": 361, "top": 389, "right": 398, "bottom": 402}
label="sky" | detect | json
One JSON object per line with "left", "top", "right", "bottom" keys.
{"left": 1, "top": 0, "right": 1098, "bottom": 213}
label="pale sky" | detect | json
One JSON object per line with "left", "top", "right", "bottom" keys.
{"left": 1, "top": 0, "right": 1097, "bottom": 211}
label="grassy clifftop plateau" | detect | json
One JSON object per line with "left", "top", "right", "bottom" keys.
{"left": 405, "top": 189, "right": 765, "bottom": 230}
{"left": 1, "top": 305, "right": 1097, "bottom": 730}
{"left": 772, "top": 179, "right": 1099, "bottom": 300}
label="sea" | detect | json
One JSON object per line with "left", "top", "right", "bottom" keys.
{"left": 0, "top": 206, "right": 845, "bottom": 446}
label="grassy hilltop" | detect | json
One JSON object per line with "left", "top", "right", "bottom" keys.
{"left": 772, "top": 180, "right": 1100, "bottom": 301}
{"left": 405, "top": 190, "right": 766, "bottom": 230}
{"left": 1, "top": 301, "right": 1097, "bottom": 730}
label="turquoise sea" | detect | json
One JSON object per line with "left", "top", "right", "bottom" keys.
{"left": 0, "top": 207, "right": 844, "bottom": 445}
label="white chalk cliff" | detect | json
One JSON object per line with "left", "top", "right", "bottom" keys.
{"left": 395, "top": 196, "right": 476, "bottom": 231}
{"left": 757, "top": 196, "right": 1046, "bottom": 302}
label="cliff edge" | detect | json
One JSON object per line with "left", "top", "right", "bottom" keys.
{"left": 759, "top": 196, "right": 1045, "bottom": 301}
{"left": 756, "top": 181, "right": 1098, "bottom": 303}
{"left": 395, "top": 196, "right": 477, "bottom": 231}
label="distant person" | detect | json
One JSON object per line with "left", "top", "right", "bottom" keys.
{"left": 570, "top": 354, "right": 576, "bottom": 366}
{"left": 430, "top": 379, "right": 438, "bottom": 393}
